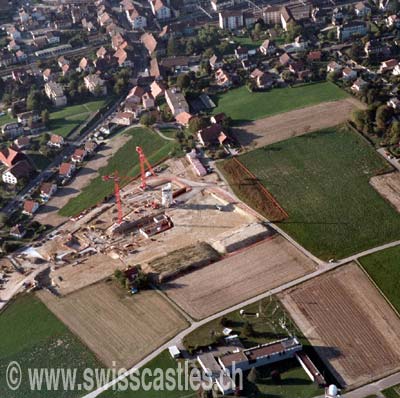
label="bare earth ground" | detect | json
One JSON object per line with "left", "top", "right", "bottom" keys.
{"left": 35, "top": 134, "right": 130, "bottom": 226}
{"left": 279, "top": 263, "right": 400, "bottom": 389}
{"left": 233, "top": 98, "right": 364, "bottom": 148}
{"left": 163, "top": 235, "right": 316, "bottom": 320}
{"left": 370, "top": 172, "right": 400, "bottom": 212}
{"left": 49, "top": 253, "right": 126, "bottom": 296}
{"left": 37, "top": 282, "right": 188, "bottom": 368}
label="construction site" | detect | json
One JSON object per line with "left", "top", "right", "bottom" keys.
{"left": 14, "top": 146, "right": 266, "bottom": 296}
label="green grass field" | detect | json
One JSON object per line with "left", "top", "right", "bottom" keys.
{"left": 234, "top": 36, "right": 264, "bottom": 50}
{"left": 49, "top": 99, "right": 109, "bottom": 138}
{"left": 59, "top": 127, "right": 176, "bottom": 217}
{"left": 98, "top": 351, "right": 195, "bottom": 398}
{"left": 383, "top": 384, "right": 400, "bottom": 398}
{"left": 222, "top": 126, "right": 400, "bottom": 260}
{"left": 0, "top": 294, "right": 103, "bottom": 398}
{"left": 0, "top": 112, "right": 16, "bottom": 126}
{"left": 359, "top": 246, "right": 400, "bottom": 313}
{"left": 212, "top": 82, "right": 348, "bottom": 123}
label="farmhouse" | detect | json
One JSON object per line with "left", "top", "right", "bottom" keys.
{"left": 40, "top": 182, "right": 57, "bottom": 200}
{"left": 197, "top": 124, "right": 228, "bottom": 147}
{"left": 59, "top": 162, "right": 75, "bottom": 179}
{"left": 23, "top": 200, "right": 39, "bottom": 216}
{"left": 48, "top": 134, "right": 64, "bottom": 148}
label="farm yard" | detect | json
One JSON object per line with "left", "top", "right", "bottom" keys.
{"left": 164, "top": 235, "right": 316, "bottom": 320}
{"left": 233, "top": 98, "right": 363, "bottom": 148}
{"left": 359, "top": 246, "right": 400, "bottom": 314}
{"left": 48, "top": 98, "right": 110, "bottom": 138}
{"left": 37, "top": 281, "right": 189, "bottom": 368}
{"left": 279, "top": 263, "right": 400, "bottom": 388}
{"left": 59, "top": 127, "right": 176, "bottom": 217}
{"left": 212, "top": 82, "right": 348, "bottom": 123}
{"left": 221, "top": 126, "right": 400, "bottom": 260}
{"left": 0, "top": 294, "right": 102, "bottom": 398}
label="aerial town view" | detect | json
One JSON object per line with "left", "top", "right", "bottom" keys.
{"left": 1, "top": 0, "right": 400, "bottom": 397}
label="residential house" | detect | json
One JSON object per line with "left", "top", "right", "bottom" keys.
{"left": 175, "top": 111, "right": 192, "bottom": 126}
{"left": 46, "top": 32, "right": 60, "bottom": 44}
{"left": 126, "top": 6, "right": 147, "bottom": 29}
{"left": 393, "top": 64, "right": 400, "bottom": 76}
{"left": 256, "top": 72, "right": 275, "bottom": 89}
{"left": 337, "top": 21, "right": 367, "bottom": 41}
{"left": 351, "top": 78, "right": 368, "bottom": 92}
{"left": 9, "top": 224, "right": 26, "bottom": 239}
{"left": 211, "top": 113, "right": 226, "bottom": 124}
{"left": 0, "top": 147, "right": 27, "bottom": 167}
{"left": 2, "top": 122, "right": 24, "bottom": 139}
{"left": 387, "top": 97, "right": 400, "bottom": 110}
{"left": 149, "top": 0, "right": 171, "bottom": 20}
{"left": 17, "top": 111, "right": 40, "bottom": 126}
{"left": 141, "top": 32, "right": 158, "bottom": 56}
{"left": 48, "top": 134, "right": 64, "bottom": 148}
{"left": 71, "top": 148, "right": 87, "bottom": 162}
{"left": 354, "top": 2, "right": 371, "bottom": 17}
{"left": 197, "top": 124, "right": 228, "bottom": 147}
{"left": 42, "top": 68, "right": 53, "bottom": 82}
{"left": 16, "top": 50, "right": 27, "bottom": 63}
{"left": 13, "top": 136, "right": 30, "bottom": 150}
{"left": 78, "top": 57, "right": 91, "bottom": 72}
{"left": 7, "top": 26, "right": 21, "bottom": 41}
{"left": 2, "top": 160, "right": 35, "bottom": 184}
{"left": 150, "top": 80, "right": 166, "bottom": 98}
{"left": 165, "top": 89, "right": 189, "bottom": 116}
{"left": 235, "top": 46, "right": 248, "bottom": 61}
{"left": 218, "top": 10, "right": 244, "bottom": 30}
{"left": 281, "top": 7, "right": 294, "bottom": 31}
{"left": 23, "top": 200, "right": 39, "bottom": 216}
{"left": 379, "top": 59, "right": 398, "bottom": 73}
{"left": 386, "top": 14, "right": 399, "bottom": 28}
{"left": 45, "top": 82, "right": 67, "bottom": 107}
{"left": 332, "top": 7, "right": 344, "bottom": 25}
{"left": 96, "top": 46, "right": 108, "bottom": 59}
{"left": 84, "top": 74, "right": 107, "bottom": 96}
{"left": 127, "top": 86, "right": 145, "bottom": 104}
{"left": 84, "top": 140, "right": 98, "bottom": 154}
{"left": 59, "top": 162, "right": 75, "bottom": 179}
{"left": 342, "top": 67, "right": 357, "bottom": 80}
{"left": 215, "top": 68, "right": 231, "bottom": 87}
{"left": 40, "top": 182, "right": 57, "bottom": 201}
{"left": 364, "top": 40, "right": 390, "bottom": 57}
{"left": 279, "top": 52, "right": 293, "bottom": 66}
{"left": 327, "top": 61, "right": 342, "bottom": 73}
{"left": 289, "top": 62, "right": 311, "bottom": 80}
{"left": 307, "top": 51, "right": 322, "bottom": 62}
{"left": 209, "top": 54, "right": 224, "bottom": 70}
{"left": 259, "top": 39, "right": 275, "bottom": 56}
{"left": 112, "top": 112, "right": 135, "bottom": 125}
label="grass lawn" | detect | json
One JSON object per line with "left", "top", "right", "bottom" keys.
{"left": 220, "top": 126, "right": 400, "bottom": 260}
{"left": 243, "top": 359, "right": 323, "bottom": 398}
{"left": 212, "top": 81, "right": 348, "bottom": 123}
{"left": 59, "top": 127, "right": 176, "bottom": 217}
{"left": 0, "top": 294, "right": 103, "bottom": 398}
{"left": 98, "top": 350, "right": 195, "bottom": 398}
{"left": 48, "top": 98, "right": 110, "bottom": 138}
{"left": 0, "top": 112, "right": 15, "bottom": 126}
{"left": 359, "top": 246, "right": 400, "bottom": 313}
{"left": 234, "top": 36, "right": 264, "bottom": 50}
{"left": 383, "top": 384, "right": 400, "bottom": 398}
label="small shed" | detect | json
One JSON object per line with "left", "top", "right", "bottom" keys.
{"left": 168, "top": 345, "right": 181, "bottom": 359}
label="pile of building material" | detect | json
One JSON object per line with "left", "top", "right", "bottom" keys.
{"left": 208, "top": 222, "right": 271, "bottom": 254}
{"left": 148, "top": 242, "right": 221, "bottom": 284}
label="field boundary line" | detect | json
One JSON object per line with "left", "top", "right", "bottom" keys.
{"left": 231, "top": 157, "right": 289, "bottom": 219}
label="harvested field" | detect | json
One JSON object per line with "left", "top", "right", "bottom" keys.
{"left": 370, "top": 172, "right": 400, "bottom": 212}
{"left": 164, "top": 235, "right": 316, "bottom": 320}
{"left": 148, "top": 242, "right": 221, "bottom": 283}
{"left": 233, "top": 98, "right": 363, "bottom": 148}
{"left": 38, "top": 282, "right": 188, "bottom": 368}
{"left": 279, "top": 263, "right": 400, "bottom": 389}
{"left": 219, "top": 158, "right": 287, "bottom": 222}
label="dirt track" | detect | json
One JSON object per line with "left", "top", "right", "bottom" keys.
{"left": 233, "top": 98, "right": 364, "bottom": 148}
{"left": 164, "top": 235, "right": 316, "bottom": 320}
{"left": 280, "top": 263, "right": 400, "bottom": 388}
{"left": 38, "top": 283, "right": 188, "bottom": 368}
{"left": 370, "top": 172, "right": 400, "bottom": 212}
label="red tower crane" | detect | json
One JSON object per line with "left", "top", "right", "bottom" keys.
{"left": 102, "top": 171, "right": 123, "bottom": 225}
{"left": 136, "top": 146, "right": 156, "bottom": 190}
